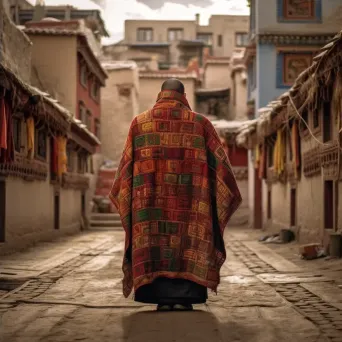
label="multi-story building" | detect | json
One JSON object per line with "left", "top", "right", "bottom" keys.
{"left": 23, "top": 19, "right": 107, "bottom": 142}
{"left": 8, "top": 0, "right": 109, "bottom": 41}
{"left": 0, "top": 1, "right": 101, "bottom": 253}
{"left": 244, "top": 0, "right": 342, "bottom": 229}
{"left": 237, "top": 29, "right": 342, "bottom": 246}
{"left": 103, "top": 14, "right": 249, "bottom": 70}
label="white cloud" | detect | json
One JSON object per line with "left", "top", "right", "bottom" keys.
{"left": 29, "top": 0, "right": 249, "bottom": 44}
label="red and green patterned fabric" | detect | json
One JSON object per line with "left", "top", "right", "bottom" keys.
{"left": 109, "top": 90, "right": 242, "bottom": 298}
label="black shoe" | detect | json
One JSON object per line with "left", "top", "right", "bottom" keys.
{"left": 173, "top": 304, "right": 193, "bottom": 311}
{"left": 157, "top": 304, "right": 172, "bottom": 311}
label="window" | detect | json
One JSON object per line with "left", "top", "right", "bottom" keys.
{"left": 91, "top": 81, "right": 100, "bottom": 101}
{"left": 267, "top": 141, "right": 274, "bottom": 167}
{"left": 324, "top": 180, "right": 334, "bottom": 229}
{"left": 77, "top": 153, "right": 87, "bottom": 174}
{"left": 86, "top": 110, "right": 92, "bottom": 131}
{"left": 66, "top": 144, "right": 74, "bottom": 172}
{"left": 168, "top": 28, "right": 183, "bottom": 41}
{"left": 301, "top": 109, "right": 308, "bottom": 132}
{"left": 197, "top": 33, "right": 213, "bottom": 45}
{"left": 290, "top": 188, "right": 296, "bottom": 226}
{"left": 284, "top": 0, "right": 315, "bottom": 20}
{"left": 277, "top": 52, "right": 313, "bottom": 87}
{"left": 235, "top": 32, "right": 249, "bottom": 47}
{"left": 13, "top": 117, "right": 21, "bottom": 152}
{"left": 137, "top": 28, "right": 153, "bottom": 42}
{"left": 217, "top": 34, "right": 222, "bottom": 47}
{"left": 79, "top": 102, "right": 86, "bottom": 123}
{"left": 35, "top": 129, "right": 47, "bottom": 160}
{"left": 80, "top": 65, "right": 88, "bottom": 87}
{"left": 323, "top": 102, "right": 331, "bottom": 142}
{"left": 312, "top": 109, "right": 319, "bottom": 129}
{"left": 94, "top": 118, "right": 100, "bottom": 138}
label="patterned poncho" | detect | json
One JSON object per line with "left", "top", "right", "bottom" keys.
{"left": 109, "top": 90, "right": 242, "bottom": 298}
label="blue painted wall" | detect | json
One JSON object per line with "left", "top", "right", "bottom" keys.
{"left": 256, "top": 43, "right": 286, "bottom": 113}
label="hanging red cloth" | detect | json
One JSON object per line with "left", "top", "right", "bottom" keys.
{"left": 0, "top": 99, "right": 14, "bottom": 164}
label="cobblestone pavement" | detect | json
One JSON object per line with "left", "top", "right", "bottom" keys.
{"left": 0, "top": 228, "right": 341, "bottom": 341}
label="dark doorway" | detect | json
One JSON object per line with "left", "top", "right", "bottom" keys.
{"left": 0, "top": 181, "right": 5, "bottom": 242}
{"left": 254, "top": 169, "right": 262, "bottom": 229}
{"left": 267, "top": 189, "right": 272, "bottom": 219}
{"left": 290, "top": 188, "right": 296, "bottom": 227}
{"left": 324, "top": 180, "right": 334, "bottom": 230}
{"left": 323, "top": 102, "right": 332, "bottom": 143}
{"left": 81, "top": 192, "right": 86, "bottom": 217}
{"left": 54, "top": 193, "right": 60, "bottom": 230}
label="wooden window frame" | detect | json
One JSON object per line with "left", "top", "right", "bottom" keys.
{"left": 80, "top": 64, "right": 88, "bottom": 88}
{"left": 66, "top": 143, "right": 74, "bottom": 173}
{"left": 217, "top": 34, "right": 223, "bottom": 47}
{"left": 91, "top": 80, "right": 100, "bottom": 102}
{"left": 137, "top": 28, "right": 153, "bottom": 42}
{"left": 35, "top": 127, "right": 47, "bottom": 161}
{"left": 282, "top": 52, "right": 313, "bottom": 87}
{"left": 322, "top": 101, "right": 332, "bottom": 143}
{"left": 196, "top": 33, "right": 213, "bottom": 46}
{"left": 267, "top": 139, "right": 275, "bottom": 168}
{"left": 94, "top": 118, "right": 100, "bottom": 139}
{"left": 13, "top": 115, "right": 22, "bottom": 153}
{"left": 86, "top": 110, "right": 92, "bottom": 131}
{"left": 168, "top": 28, "right": 184, "bottom": 41}
{"left": 235, "top": 32, "right": 249, "bottom": 47}
{"left": 311, "top": 106, "right": 321, "bottom": 135}
{"left": 323, "top": 179, "right": 336, "bottom": 230}
{"left": 79, "top": 102, "right": 87, "bottom": 123}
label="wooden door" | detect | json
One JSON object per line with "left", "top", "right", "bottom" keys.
{"left": 254, "top": 169, "right": 263, "bottom": 229}
{"left": 0, "top": 180, "right": 5, "bottom": 242}
{"left": 290, "top": 188, "right": 296, "bottom": 227}
{"left": 54, "top": 192, "right": 60, "bottom": 230}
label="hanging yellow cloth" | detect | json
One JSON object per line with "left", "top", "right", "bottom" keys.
{"left": 57, "top": 136, "right": 67, "bottom": 177}
{"left": 273, "top": 129, "right": 285, "bottom": 176}
{"left": 26, "top": 116, "right": 35, "bottom": 159}
{"left": 254, "top": 145, "right": 260, "bottom": 169}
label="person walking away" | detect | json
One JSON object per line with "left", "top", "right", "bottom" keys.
{"left": 109, "top": 78, "right": 242, "bottom": 311}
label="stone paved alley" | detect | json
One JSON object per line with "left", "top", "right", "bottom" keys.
{"left": 1, "top": 229, "right": 342, "bottom": 342}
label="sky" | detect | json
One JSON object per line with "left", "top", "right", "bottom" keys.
{"left": 27, "top": 0, "right": 250, "bottom": 45}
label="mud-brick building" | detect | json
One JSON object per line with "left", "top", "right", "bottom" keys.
{"left": 22, "top": 18, "right": 107, "bottom": 220}
{"left": 0, "top": 2, "right": 100, "bottom": 253}
{"left": 236, "top": 30, "right": 342, "bottom": 246}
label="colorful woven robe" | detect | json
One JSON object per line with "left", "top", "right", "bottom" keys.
{"left": 109, "top": 90, "right": 242, "bottom": 298}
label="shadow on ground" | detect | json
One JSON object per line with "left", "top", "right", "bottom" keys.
{"left": 122, "top": 309, "right": 254, "bottom": 341}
